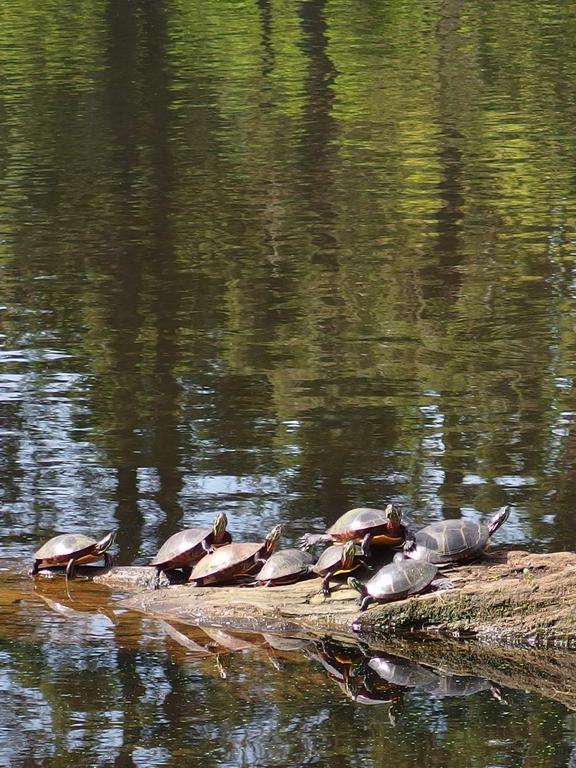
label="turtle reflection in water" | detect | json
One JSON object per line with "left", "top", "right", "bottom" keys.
{"left": 368, "top": 653, "right": 504, "bottom": 701}
{"left": 31, "top": 531, "right": 116, "bottom": 580}
{"left": 403, "top": 505, "right": 511, "bottom": 565}
{"left": 306, "top": 640, "right": 404, "bottom": 723}
{"left": 300, "top": 503, "right": 406, "bottom": 556}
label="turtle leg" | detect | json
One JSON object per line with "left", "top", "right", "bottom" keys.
{"left": 320, "top": 572, "right": 332, "bottom": 597}
{"left": 30, "top": 560, "right": 40, "bottom": 576}
{"left": 103, "top": 552, "right": 113, "bottom": 569}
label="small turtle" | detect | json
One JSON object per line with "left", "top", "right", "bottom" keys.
{"left": 403, "top": 505, "right": 511, "bottom": 565}
{"left": 189, "top": 525, "right": 282, "bottom": 586}
{"left": 253, "top": 548, "right": 314, "bottom": 587}
{"left": 300, "top": 504, "right": 405, "bottom": 556}
{"left": 31, "top": 531, "right": 116, "bottom": 580}
{"left": 348, "top": 558, "right": 439, "bottom": 611}
{"left": 311, "top": 540, "right": 364, "bottom": 597}
{"left": 149, "top": 512, "right": 231, "bottom": 586}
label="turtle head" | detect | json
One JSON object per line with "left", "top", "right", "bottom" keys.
{"left": 347, "top": 576, "right": 365, "bottom": 595}
{"left": 341, "top": 540, "right": 358, "bottom": 570}
{"left": 212, "top": 512, "right": 229, "bottom": 540}
{"left": 96, "top": 530, "right": 116, "bottom": 554}
{"left": 264, "top": 525, "right": 282, "bottom": 554}
{"left": 385, "top": 503, "right": 402, "bottom": 532}
{"left": 488, "top": 505, "right": 511, "bottom": 536}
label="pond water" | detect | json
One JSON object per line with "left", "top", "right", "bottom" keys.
{"left": 2, "top": 0, "right": 576, "bottom": 765}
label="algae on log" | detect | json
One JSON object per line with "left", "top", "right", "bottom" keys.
{"left": 99, "top": 550, "right": 576, "bottom": 646}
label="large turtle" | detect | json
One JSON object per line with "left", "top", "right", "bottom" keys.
{"left": 403, "top": 505, "right": 511, "bottom": 565}
{"left": 31, "top": 531, "right": 116, "bottom": 580}
{"left": 348, "top": 558, "right": 440, "bottom": 611}
{"left": 300, "top": 504, "right": 405, "bottom": 556}
{"left": 189, "top": 525, "right": 282, "bottom": 586}
{"left": 253, "top": 548, "right": 314, "bottom": 587}
{"left": 311, "top": 540, "right": 364, "bottom": 597}
{"left": 149, "top": 512, "right": 231, "bottom": 586}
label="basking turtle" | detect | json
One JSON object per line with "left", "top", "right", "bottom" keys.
{"left": 311, "top": 540, "right": 364, "bottom": 597}
{"left": 149, "top": 512, "right": 231, "bottom": 586}
{"left": 253, "top": 548, "right": 314, "bottom": 587}
{"left": 403, "top": 505, "right": 511, "bottom": 565}
{"left": 189, "top": 525, "right": 282, "bottom": 586}
{"left": 300, "top": 503, "right": 405, "bottom": 556}
{"left": 31, "top": 531, "right": 116, "bottom": 580}
{"left": 348, "top": 558, "right": 439, "bottom": 611}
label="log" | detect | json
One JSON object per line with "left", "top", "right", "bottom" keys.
{"left": 94, "top": 549, "right": 576, "bottom": 647}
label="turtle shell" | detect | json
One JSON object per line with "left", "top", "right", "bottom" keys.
{"left": 190, "top": 542, "right": 264, "bottom": 585}
{"left": 327, "top": 507, "right": 403, "bottom": 543}
{"left": 255, "top": 548, "right": 313, "bottom": 585}
{"left": 409, "top": 519, "right": 489, "bottom": 564}
{"left": 150, "top": 527, "right": 231, "bottom": 569}
{"left": 364, "top": 559, "right": 438, "bottom": 602}
{"left": 34, "top": 533, "right": 100, "bottom": 565}
{"left": 312, "top": 543, "right": 362, "bottom": 576}
{"left": 368, "top": 656, "right": 440, "bottom": 689}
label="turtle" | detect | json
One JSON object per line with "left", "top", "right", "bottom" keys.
{"left": 402, "top": 505, "right": 511, "bottom": 565}
{"left": 253, "top": 548, "right": 314, "bottom": 587}
{"left": 149, "top": 512, "right": 231, "bottom": 587}
{"left": 311, "top": 540, "right": 364, "bottom": 597}
{"left": 189, "top": 525, "right": 282, "bottom": 586}
{"left": 31, "top": 530, "right": 116, "bottom": 580}
{"left": 367, "top": 654, "right": 441, "bottom": 689}
{"left": 348, "top": 558, "right": 440, "bottom": 611}
{"left": 299, "top": 504, "right": 405, "bottom": 556}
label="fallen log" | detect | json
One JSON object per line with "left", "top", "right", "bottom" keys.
{"left": 93, "top": 549, "right": 576, "bottom": 647}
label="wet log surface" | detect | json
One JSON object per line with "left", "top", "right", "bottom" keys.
{"left": 94, "top": 548, "right": 576, "bottom": 647}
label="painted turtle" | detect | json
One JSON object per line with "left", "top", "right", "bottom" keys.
{"left": 311, "top": 540, "right": 364, "bottom": 597}
{"left": 253, "top": 548, "right": 314, "bottom": 587}
{"left": 31, "top": 530, "right": 116, "bottom": 580}
{"left": 300, "top": 504, "right": 405, "bottom": 556}
{"left": 403, "top": 505, "right": 511, "bottom": 565}
{"left": 189, "top": 525, "right": 282, "bottom": 586}
{"left": 149, "top": 512, "right": 231, "bottom": 586}
{"left": 348, "top": 558, "right": 439, "bottom": 611}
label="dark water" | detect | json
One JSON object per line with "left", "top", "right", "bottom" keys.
{"left": 2, "top": 0, "right": 576, "bottom": 764}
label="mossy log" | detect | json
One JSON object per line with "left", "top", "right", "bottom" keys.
{"left": 95, "top": 549, "right": 576, "bottom": 647}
